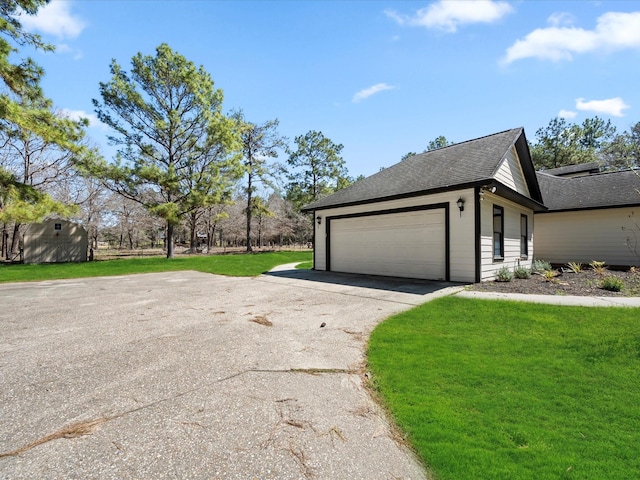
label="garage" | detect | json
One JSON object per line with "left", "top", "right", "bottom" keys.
{"left": 304, "top": 128, "right": 546, "bottom": 283}
{"left": 327, "top": 206, "right": 448, "bottom": 280}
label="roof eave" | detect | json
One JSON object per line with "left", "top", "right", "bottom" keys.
{"left": 302, "top": 179, "right": 548, "bottom": 213}
{"left": 537, "top": 202, "right": 640, "bottom": 214}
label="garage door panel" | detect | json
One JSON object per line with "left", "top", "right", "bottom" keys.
{"left": 329, "top": 209, "right": 446, "bottom": 280}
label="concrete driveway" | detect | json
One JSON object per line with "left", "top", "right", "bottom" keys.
{"left": 0, "top": 267, "right": 461, "bottom": 479}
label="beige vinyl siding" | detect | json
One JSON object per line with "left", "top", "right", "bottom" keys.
{"left": 23, "top": 220, "right": 88, "bottom": 264}
{"left": 535, "top": 208, "right": 639, "bottom": 267}
{"left": 494, "top": 147, "right": 531, "bottom": 197}
{"left": 313, "top": 189, "right": 476, "bottom": 282}
{"left": 480, "top": 192, "right": 534, "bottom": 280}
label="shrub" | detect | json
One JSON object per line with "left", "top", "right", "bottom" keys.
{"left": 532, "top": 259, "right": 552, "bottom": 273}
{"left": 495, "top": 266, "right": 514, "bottom": 282}
{"left": 567, "top": 262, "right": 583, "bottom": 273}
{"left": 590, "top": 260, "right": 607, "bottom": 275}
{"left": 601, "top": 276, "right": 624, "bottom": 292}
{"left": 514, "top": 266, "right": 531, "bottom": 279}
{"left": 542, "top": 269, "right": 559, "bottom": 282}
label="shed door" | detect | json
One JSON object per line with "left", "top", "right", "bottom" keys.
{"left": 329, "top": 209, "right": 446, "bottom": 280}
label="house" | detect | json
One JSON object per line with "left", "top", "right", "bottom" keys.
{"left": 535, "top": 165, "right": 640, "bottom": 267}
{"left": 302, "top": 128, "right": 546, "bottom": 283}
{"left": 22, "top": 219, "right": 88, "bottom": 264}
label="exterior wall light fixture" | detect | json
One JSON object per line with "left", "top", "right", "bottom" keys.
{"left": 479, "top": 185, "right": 497, "bottom": 202}
{"left": 457, "top": 197, "right": 465, "bottom": 216}
{"left": 316, "top": 215, "right": 322, "bottom": 225}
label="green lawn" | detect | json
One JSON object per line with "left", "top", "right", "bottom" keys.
{"left": 0, "top": 250, "right": 312, "bottom": 283}
{"left": 368, "top": 296, "right": 640, "bottom": 480}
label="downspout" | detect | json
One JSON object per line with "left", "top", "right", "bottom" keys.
{"left": 312, "top": 210, "right": 316, "bottom": 270}
{"left": 474, "top": 186, "right": 481, "bottom": 283}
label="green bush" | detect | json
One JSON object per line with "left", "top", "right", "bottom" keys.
{"left": 514, "top": 266, "right": 531, "bottom": 279}
{"left": 532, "top": 259, "right": 552, "bottom": 273}
{"left": 495, "top": 266, "right": 514, "bottom": 282}
{"left": 601, "top": 275, "right": 624, "bottom": 292}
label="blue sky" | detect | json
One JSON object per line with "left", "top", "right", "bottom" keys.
{"left": 17, "top": 0, "right": 640, "bottom": 178}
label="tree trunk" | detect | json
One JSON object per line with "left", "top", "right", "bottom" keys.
{"left": 166, "top": 222, "right": 174, "bottom": 259}
{"left": 10, "top": 223, "right": 20, "bottom": 255}
{"left": 246, "top": 174, "right": 253, "bottom": 252}
{"left": 1, "top": 224, "right": 7, "bottom": 259}
{"left": 189, "top": 212, "right": 197, "bottom": 251}
{"left": 209, "top": 224, "right": 216, "bottom": 248}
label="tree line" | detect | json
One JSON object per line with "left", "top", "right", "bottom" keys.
{"left": 1, "top": 1, "right": 638, "bottom": 261}
{"left": 1, "top": 1, "right": 352, "bottom": 259}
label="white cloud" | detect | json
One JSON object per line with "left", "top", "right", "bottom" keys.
{"left": 386, "top": 0, "right": 513, "bottom": 33}
{"left": 19, "top": 1, "right": 86, "bottom": 39}
{"left": 575, "top": 97, "right": 630, "bottom": 117}
{"left": 58, "top": 109, "right": 104, "bottom": 128}
{"left": 55, "top": 43, "right": 83, "bottom": 60}
{"left": 352, "top": 83, "right": 395, "bottom": 103}
{"left": 558, "top": 109, "right": 577, "bottom": 119}
{"left": 503, "top": 11, "right": 640, "bottom": 63}
{"left": 547, "top": 12, "right": 575, "bottom": 28}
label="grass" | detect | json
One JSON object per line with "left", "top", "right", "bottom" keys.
{"left": 368, "top": 296, "right": 640, "bottom": 480}
{"left": 0, "top": 250, "right": 312, "bottom": 283}
{"left": 295, "top": 261, "right": 313, "bottom": 270}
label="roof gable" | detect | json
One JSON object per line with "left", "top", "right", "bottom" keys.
{"left": 494, "top": 146, "right": 531, "bottom": 197}
{"left": 303, "top": 127, "right": 543, "bottom": 211}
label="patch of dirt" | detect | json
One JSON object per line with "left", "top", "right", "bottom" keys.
{"left": 469, "top": 269, "right": 640, "bottom": 297}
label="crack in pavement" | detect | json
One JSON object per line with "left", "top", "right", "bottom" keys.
{"left": 0, "top": 367, "right": 358, "bottom": 458}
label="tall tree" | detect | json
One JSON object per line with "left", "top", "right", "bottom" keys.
{"left": 0, "top": 1, "right": 89, "bottom": 156}
{"left": 81, "top": 44, "right": 243, "bottom": 258}
{"left": 401, "top": 135, "right": 453, "bottom": 161}
{"left": 530, "top": 117, "right": 617, "bottom": 170}
{"left": 627, "top": 121, "right": 640, "bottom": 169}
{"left": 426, "top": 135, "right": 453, "bottom": 151}
{"left": 601, "top": 121, "right": 640, "bottom": 171}
{"left": 580, "top": 117, "right": 616, "bottom": 151}
{"left": 232, "top": 110, "right": 286, "bottom": 251}
{"left": 1, "top": 0, "right": 94, "bottom": 254}
{"left": 286, "top": 130, "right": 347, "bottom": 209}
{"left": 0, "top": 97, "right": 80, "bottom": 253}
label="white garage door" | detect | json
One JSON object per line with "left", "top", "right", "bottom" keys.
{"left": 329, "top": 209, "right": 446, "bottom": 280}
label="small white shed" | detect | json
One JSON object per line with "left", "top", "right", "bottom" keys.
{"left": 23, "top": 219, "right": 88, "bottom": 264}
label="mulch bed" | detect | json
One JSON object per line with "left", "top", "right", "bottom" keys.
{"left": 469, "top": 268, "right": 640, "bottom": 297}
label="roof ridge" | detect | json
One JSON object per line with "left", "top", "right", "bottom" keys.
{"left": 421, "top": 127, "right": 523, "bottom": 154}
{"left": 440, "top": 127, "right": 524, "bottom": 153}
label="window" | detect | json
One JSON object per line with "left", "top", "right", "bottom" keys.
{"left": 520, "top": 214, "right": 528, "bottom": 258}
{"left": 54, "top": 223, "right": 62, "bottom": 231}
{"left": 493, "top": 205, "right": 504, "bottom": 260}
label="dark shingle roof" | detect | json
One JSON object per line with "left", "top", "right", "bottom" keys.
{"left": 537, "top": 170, "right": 640, "bottom": 211}
{"left": 543, "top": 162, "right": 601, "bottom": 177}
{"left": 303, "top": 127, "right": 541, "bottom": 211}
